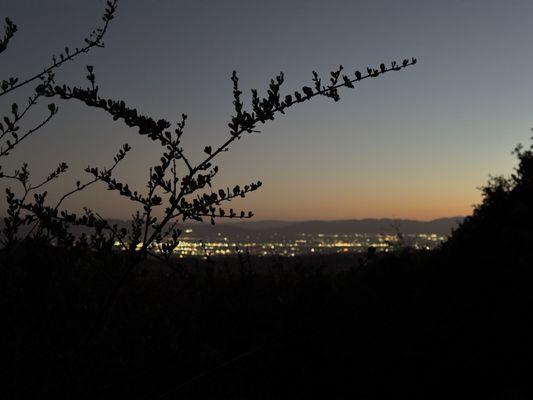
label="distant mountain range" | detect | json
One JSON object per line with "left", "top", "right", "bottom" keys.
{"left": 177, "top": 217, "right": 464, "bottom": 240}
{"left": 2, "top": 217, "right": 465, "bottom": 242}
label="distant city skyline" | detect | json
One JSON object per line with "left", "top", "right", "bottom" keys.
{"left": 2, "top": 0, "right": 532, "bottom": 220}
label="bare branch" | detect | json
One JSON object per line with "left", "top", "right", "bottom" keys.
{"left": 0, "top": 1, "right": 118, "bottom": 97}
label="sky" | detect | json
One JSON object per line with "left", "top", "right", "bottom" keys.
{"left": 1, "top": 0, "right": 533, "bottom": 221}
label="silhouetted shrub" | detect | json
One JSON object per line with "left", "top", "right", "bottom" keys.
{"left": 0, "top": 3, "right": 416, "bottom": 263}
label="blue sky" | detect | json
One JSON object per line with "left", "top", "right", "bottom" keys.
{"left": 2, "top": 0, "right": 533, "bottom": 220}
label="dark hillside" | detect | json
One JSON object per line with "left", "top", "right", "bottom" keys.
{"left": 1, "top": 143, "right": 533, "bottom": 399}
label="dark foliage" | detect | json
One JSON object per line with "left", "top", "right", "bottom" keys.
{"left": 7, "top": 3, "right": 532, "bottom": 400}
{"left": 2, "top": 144, "right": 533, "bottom": 399}
{"left": 0, "top": 9, "right": 418, "bottom": 395}
{"left": 1, "top": 57, "right": 416, "bottom": 261}
{"left": 0, "top": 1, "right": 119, "bottom": 253}
{"left": 1, "top": 3, "right": 416, "bottom": 263}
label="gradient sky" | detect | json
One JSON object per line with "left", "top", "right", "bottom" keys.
{"left": 2, "top": 0, "right": 533, "bottom": 221}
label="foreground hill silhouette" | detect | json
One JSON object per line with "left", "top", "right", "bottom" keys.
{"left": 1, "top": 142, "right": 533, "bottom": 399}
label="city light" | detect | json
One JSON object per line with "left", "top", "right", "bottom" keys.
{"left": 120, "top": 232, "right": 447, "bottom": 257}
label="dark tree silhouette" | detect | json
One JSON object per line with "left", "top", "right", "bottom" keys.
{"left": 443, "top": 139, "right": 533, "bottom": 255}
